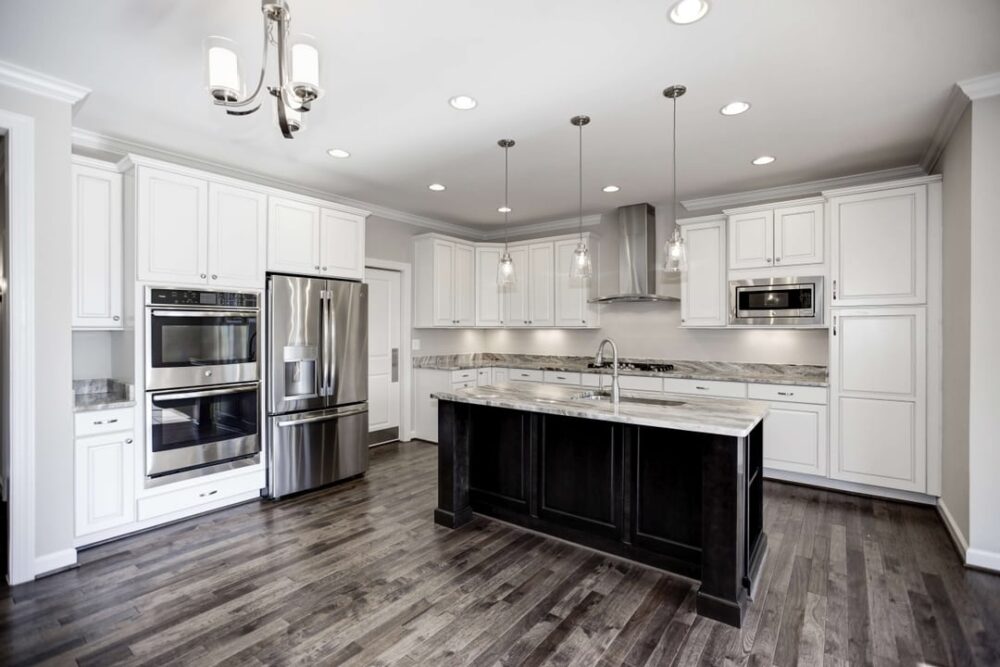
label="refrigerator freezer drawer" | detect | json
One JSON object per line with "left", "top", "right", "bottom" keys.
{"left": 268, "top": 404, "right": 369, "bottom": 498}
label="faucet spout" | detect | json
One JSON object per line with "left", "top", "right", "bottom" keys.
{"left": 594, "top": 338, "right": 621, "bottom": 405}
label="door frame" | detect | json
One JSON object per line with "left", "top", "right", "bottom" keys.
{"left": 364, "top": 259, "right": 412, "bottom": 443}
{"left": 0, "top": 109, "right": 38, "bottom": 585}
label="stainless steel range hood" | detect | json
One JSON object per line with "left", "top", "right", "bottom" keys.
{"left": 589, "top": 203, "right": 679, "bottom": 303}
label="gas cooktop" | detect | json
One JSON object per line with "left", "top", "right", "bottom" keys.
{"left": 587, "top": 361, "right": 675, "bottom": 373}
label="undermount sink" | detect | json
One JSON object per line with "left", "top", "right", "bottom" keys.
{"left": 571, "top": 390, "right": 686, "bottom": 408}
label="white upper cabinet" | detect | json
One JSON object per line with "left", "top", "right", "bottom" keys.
{"left": 475, "top": 245, "right": 504, "bottom": 327}
{"left": 319, "top": 208, "right": 366, "bottom": 280}
{"left": 727, "top": 201, "right": 823, "bottom": 270}
{"left": 554, "top": 235, "right": 599, "bottom": 328}
{"left": 527, "top": 242, "right": 554, "bottom": 327}
{"left": 136, "top": 166, "right": 209, "bottom": 285}
{"left": 829, "top": 185, "right": 927, "bottom": 306}
{"left": 413, "top": 236, "right": 475, "bottom": 327}
{"left": 502, "top": 245, "right": 531, "bottom": 327}
{"left": 453, "top": 242, "right": 476, "bottom": 326}
{"left": 209, "top": 183, "right": 267, "bottom": 288}
{"left": 72, "top": 159, "right": 123, "bottom": 329}
{"left": 267, "top": 197, "right": 321, "bottom": 275}
{"left": 680, "top": 217, "right": 727, "bottom": 327}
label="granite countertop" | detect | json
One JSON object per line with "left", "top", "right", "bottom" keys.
{"left": 73, "top": 379, "right": 136, "bottom": 412}
{"left": 413, "top": 353, "right": 828, "bottom": 387}
{"left": 433, "top": 382, "right": 769, "bottom": 438}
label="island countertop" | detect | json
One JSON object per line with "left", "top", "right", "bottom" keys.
{"left": 432, "top": 381, "right": 769, "bottom": 438}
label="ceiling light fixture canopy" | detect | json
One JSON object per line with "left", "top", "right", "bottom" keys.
{"left": 668, "top": 0, "right": 710, "bottom": 24}
{"left": 497, "top": 139, "right": 516, "bottom": 287}
{"left": 663, "top": 84, "right": 688, "bottom": 273}
{"left": 570, "top": 115, "right": 593, "bottom": 281}
{"left": 204, "top": 0, "right": 322, "bottom": 139}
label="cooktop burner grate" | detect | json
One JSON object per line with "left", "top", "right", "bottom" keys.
{"left": 587, "top": 361, "right": 675, "bottom": 373}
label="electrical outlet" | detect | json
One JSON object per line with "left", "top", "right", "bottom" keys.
{"left": 411, "top": 338, "right": 421, "bottom": 351}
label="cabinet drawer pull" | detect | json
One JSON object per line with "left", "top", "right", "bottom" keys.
{"left": 199, "top": 489, "right": 218, "bottom": 498}
{"left": 695, "top": 386, "right": 709, "bottom": 390}
{"left": 93, "top": 420, "right": 104, "bottom": 425}
{"left": 777, "top": 391, "right": 793, "bottom": 396}
{"left": 107, "top": 418, "right": 118, "bottom": 424}
{"left": 556, "top": 376, "right": 566, "bottom": 380}
{"left": 832, "top": 280, "right": 837, "bottom": 300}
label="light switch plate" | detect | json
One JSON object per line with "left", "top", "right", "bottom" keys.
{"left": 411, "top": 338, "right": 421, "bottom": 351}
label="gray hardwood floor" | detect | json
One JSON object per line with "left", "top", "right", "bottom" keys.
{"left": 2, "top": 441, "right": 998, "bottom": 666}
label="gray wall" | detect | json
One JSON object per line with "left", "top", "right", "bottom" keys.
{"left": 0, "top": 84, "right": 75, "bottom": 563}
{"left": 937, "top": 106, "right": 971, "bottom": 540}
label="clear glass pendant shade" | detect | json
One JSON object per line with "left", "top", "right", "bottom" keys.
{"left": 570, "top": 242, "right": 593, "bottom": 280}
{"left": 204, "top": 36, "right": 243, "bottom": 102}
{"left": 664, "top": 227, "right": 687, "bottom": 273}
{"left": 497, "top": 250, "right": 516, "bottom": 286}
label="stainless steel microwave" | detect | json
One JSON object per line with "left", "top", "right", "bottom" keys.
{"left": 728, "top": 276, "right": 824, "bottom": 326}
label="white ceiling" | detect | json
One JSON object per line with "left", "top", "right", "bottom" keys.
{"left": 1, "top": 0, "right": 999, "bottom": 227}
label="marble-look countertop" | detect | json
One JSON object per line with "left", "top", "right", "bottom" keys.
{"left": 73, "top": 379, "right": 136, "bottom": 412}
{"left": 413, "top": 353, "right": 828, "bottom": 387}
{"left": 433, "top": 382, "right": 769, "bottom": 438}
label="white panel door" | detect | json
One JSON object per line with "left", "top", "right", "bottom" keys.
{"left": 762, "top": 402, "right": 828, "bottom": 476}
{"left": 830, "top": 307, "right": 926, "bottom": 491}
{"left": 773, "top": 203, "right": 824, "bottom": 267}
{"left": 681, "top": 220, "right": 727, "bottom": 327}
{"left": 728, "top": 210, "right": 774, "bottom": 269}
{"left": 432, "top": 240, "right": 456, "bottom": 326}
{"left": 528, "top": 242, "right": 554, "bottom": 327}
{"left": 320, "top": 208, "right": 365, "bottom": 280}
{"left": 503, "top": 245, "right": 531, "bottom": 327}
{"left": 476, "top": 246, "right": 504, "bottom": 326}
{"left": 208, "top": 183, "right": 267, "bottom": 288}
{"left": 366, "top": 267, "right": 401, "bottom": 443}
{"left": 453, "top": 242, "right": 476, "bottom": 326}
{"left": 75, "top": 432, "right": 135, "bottom": 537}
{"left": 830, "top": 185, "right": 927, "bottom": 306}
{"left": 137, "top": 167, "right": 208, "bottom": 285}
{"left": 72, "top": 163, "right": 122, "bottom": 329}
{"left": 267, "top": 197, "right": 321, "bottom": 275}
{"left": 554, "top": 238, "right": 589, "bottom": 327}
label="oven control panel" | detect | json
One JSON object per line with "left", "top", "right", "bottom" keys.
{"left": 149, "top": 288, "right": 258, "bottom": 308}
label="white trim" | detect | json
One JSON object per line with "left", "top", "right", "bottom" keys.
{"left": 33, "top": 548, "right": 77, "bottom": 577}
{"left": 0, "top": 61, "right": 90, "bottom": 107}
{"left": 821, "top": 174, "right": 942, "bottom": 198}
{"left": 681, "top": 165, "right": 925, "bottom": 212}
{"left": 676, "top": 213, "right": 726, "bottom": 226}
{"left": 937, "top": 499, "right": 970, "bottom": 563}
{"left": 925, "top": 181, "right": 943, "bottom": 496}
{"left": 966, "top": 548, "right": 1000, "bottom": 573}
{"left": 722, "top": 196, "right": 825, "bottom": 216}
{"left": 480, "top": 214, "right": 603, "bottom": 240}
{"left": 920, "top": 84, "right": 971, "bottom": 173}
{"left": 0, "top": 110, "right": 38, "bottom": 586}
{"left": 958, "top": 71, "right": 1000, "bottom": 101}
{"left": 763, "top": 468, "right": 937, "bottom": 505}
{"left": 365, "top": 258, "right": 413, "bottom": 444}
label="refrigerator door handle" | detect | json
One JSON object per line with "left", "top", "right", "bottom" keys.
{"left": 328, "top": 288, "right": 337, "bottom": 401}
{"left": 276, "top": 404, "right": 368, "bottom": 428}
{"left": 319, "top": 290, "right": 331, "bottom": 397}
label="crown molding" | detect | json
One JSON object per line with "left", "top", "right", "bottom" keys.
{"left": 821, "top": 173, "right": 941, "bottom": 198}
{"left": 680, "top": 164, "right": 926, "bottom": 212}
{"left": 0, "top": 60, "right": 90, "bottom": 107}
{"left": 482, "top": 214, "right": 603, "bottom": 241}
{"left": 723, "top": 196, "right": 825, "bottom": 216}
{"left": 71, "top": 127, "right": 483, "bottom": 237}
{"left": 958, "top": 71, "right": 1000, "bottom": 100}
{"left": 920, "top": 84, "right": 971, "bottom": 173}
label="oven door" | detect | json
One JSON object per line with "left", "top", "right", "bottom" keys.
{"left": 146, "top": 383, "right": 260, "bottom": 478}
{"left": 729, "top": 277, "right": 824, "bottom": 326}
{"left": 146, "top": 308, "right": 259, "bottom": 390}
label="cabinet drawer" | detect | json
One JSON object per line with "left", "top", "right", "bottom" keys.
{"left": 748, "top": 383, "right": 828, "bottom": 405}
{"left": 509, "top": 369, "right": 543, "bottom": 382}
{"left": 619, "top": 375, "right": 664, "bottom": 393}
{"left": 452, "top": 381, "right": 476, "bottom": 390}
{"left": 543, "top": 371, "right": 581, "bottom": 385}
{"left": 450, "top": 369, "right": 477, "bottom": 383}
{"left": 75, "top": 407, "right": 135, "bottom": 437}
{"left": 137, "top": 470, "right": 263, "bottom": 521}
{"left": 662, "top": 378, "right": 747, "bottom": 398}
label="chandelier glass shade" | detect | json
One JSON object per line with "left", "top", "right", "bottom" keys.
{"left": 497, "top": 139, "right": 517, "bottom": 287}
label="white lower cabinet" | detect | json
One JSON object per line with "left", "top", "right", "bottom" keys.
{"left": 414, "top": 368, "right": 492, "bottom": 442}
{"left": 493, "top": 368, "right": 510, "bottom": 383}
{"left": 477, "top": 368, "right": 493, "bottom": 385}
{"left": 75, "top": 428, "right": 136, "bottom": 540}
{"left": 760, "top": 401, "right": 828, "bottom": 477}
{"left": 137, "top": 470, "right": 264, "bottom": 521}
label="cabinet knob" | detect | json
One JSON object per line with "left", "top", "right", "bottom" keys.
{"left": 113, "top": 315, "right": 120, "bottom": 322}
{"left": 322, "top": 266, "right": 328, "bottom": 271}
{"left": 582, "top": 320, "right": 586, "bottom": 324}
{"left": 211, "top": 274, "right": 218, "bottom": 280}
{"left": 314, "top": 265, "right": 320, "bottom": 270}
{"left": 125, "top": 438, "right": 133, "bottom": 444}
{"left": 775, "top": 257, "right": 781, "bottom": 263}
{"left": 765, "top": 258, "right": 772, "bottom": 264}
{"left": 200, "top": 273, "right": 207, "bottom": 279}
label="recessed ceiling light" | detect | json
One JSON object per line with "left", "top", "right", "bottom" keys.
{"left": 498, "top": 206, "right": 512, "bottom": 213}
{"left": 428, "top": 183, "right": 447, "bottom": 191}
{"left": 668, "top": 0, "right": 709, "bottom": 25}
{"left": 602, "top": 185, "right": 621, "bottom": 193}
{"left": 752, "top": 155, "right": 776, "bottom": 166}
{"left": 326, "top": 148, "right": 350, "bottom": 158}
{"left": 448, "top": 95, "right": 477, "bottom": 110}
{"left": 719, "top": 101, "right": 750, "bottom": 116}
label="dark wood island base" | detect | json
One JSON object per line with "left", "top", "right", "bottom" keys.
{"left": 434, "top": 399, "right": 766, "bottom": 628}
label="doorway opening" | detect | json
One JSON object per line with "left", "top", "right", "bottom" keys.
{"left": 365, "top": 261, "right": 412, "bottom": 446}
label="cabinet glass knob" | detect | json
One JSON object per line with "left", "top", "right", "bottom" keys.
{"left": 113, "top": 315, "right": 120, "bottom": 321}
{"left": 200, "top": 273, "right": 207, "bottom": 278}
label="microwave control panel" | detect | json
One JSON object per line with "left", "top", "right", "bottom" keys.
{"left": 149, "top": 288, "right": 258, "bottom": 308}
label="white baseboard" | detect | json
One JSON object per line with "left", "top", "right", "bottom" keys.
{"left": 937, "top": 499, "right": 970, "bottom": 563}
{"left": 966, "top": 548, "right": 1000, "bottom": 573}
{"left": 34, "top": 547, "right": 77, "bottom": 577}
{"left": 763, "top": 468, "right": 937, "bottom": 505}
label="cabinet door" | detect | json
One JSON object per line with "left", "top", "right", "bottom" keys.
{"left": 208, "top": 183, "right": 266, "bottom": 288}
{"left": 475, "top": 246, "right": 504, "bottom": 326}
{"left": 502, "top": 245, "right": 531, "bottom": 327}
{"left": 476, "top": 368, "right": 493, "bottom": 386}
{"left": 453, "top": 243, "right": 476, "bottom": 326}
{"left": 830, "top": 307, "right": 926, "bottom": 491}
{"left": 728, "top": 210, "right": 774, "bottom": 269}
{"left": 319, "top": 208, "right": 365, "bottom": 280}
{"left": 75, "top": 432, "right": 135, "bottom": 537}
{"left": 680, "top": 220, "right": 727, "bottom": 327}
{"left": 431, "top": 240, "right": 456, "bottom": 326}
{"left": 267, "top": 197, "right": 321, "bottom": 275}
{"left": 762, "top": 401, "right": 828, "bottom": 476}
{"left": 136, "top": 167, "right": 208, "bottom": 285}
{"left": 773, "top": 203, "right": 824, "bottom": 267}
{"left": 554, "top": 239, "right": 587, "bottom": 327}
{"left": 72, "top": 164, "right": 123, "bottom": 329}
{"left": 527, "top": 242, "right": 554, "bottom": 327}
{"left": 830, "top": 185, "right": 927, "bottom": 306}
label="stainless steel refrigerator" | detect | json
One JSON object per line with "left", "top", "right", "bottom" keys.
{"left": 267, "top": 274, "right": 369, "bottom": 498}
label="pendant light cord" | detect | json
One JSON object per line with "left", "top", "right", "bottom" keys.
{"left": 672, "top": 95, "right": 678, "bottom": 231}
{"left": 578, "top": 122, "right": 584, "bottom": 243}
{"left": 504, "top": 144, "right": 510, "bottom": 250}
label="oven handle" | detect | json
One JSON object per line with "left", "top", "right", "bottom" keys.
{"left": 150, "top": 309, "right": 258, "bottom": 318}
{"left": 276, "top": 405, "right": 368, "bottom": 428}
{"left": 152, "top": 383, "right": 259, "bottom": 401}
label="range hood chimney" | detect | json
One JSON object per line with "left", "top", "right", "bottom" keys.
{"left": 589, "top": 203, "right": 678, "bottom": 303}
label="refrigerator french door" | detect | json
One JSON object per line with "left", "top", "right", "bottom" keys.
{"left": 267, "top": 274, "right": 369, "bottom": 498}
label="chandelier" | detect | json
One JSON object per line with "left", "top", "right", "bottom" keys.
{"left": 204, "top": 1, "right": 322, "bottom": 139}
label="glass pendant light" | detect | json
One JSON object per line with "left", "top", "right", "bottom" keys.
{"left": 497, "top": 139, "right": 516, "bottom": 286}
{"left": 663, "top": 85, "right": 688, "bottom": 273}
{"left": 570, "top": 115, "right": 593, "bottom": 280}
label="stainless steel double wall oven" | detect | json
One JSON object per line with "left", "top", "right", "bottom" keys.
{"left": 144, "top": 287, "right": 261, "bottom": 484}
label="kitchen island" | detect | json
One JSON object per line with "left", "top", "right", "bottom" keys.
{"left": 433, "top": 382, "right": 768, "bottom": 627}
